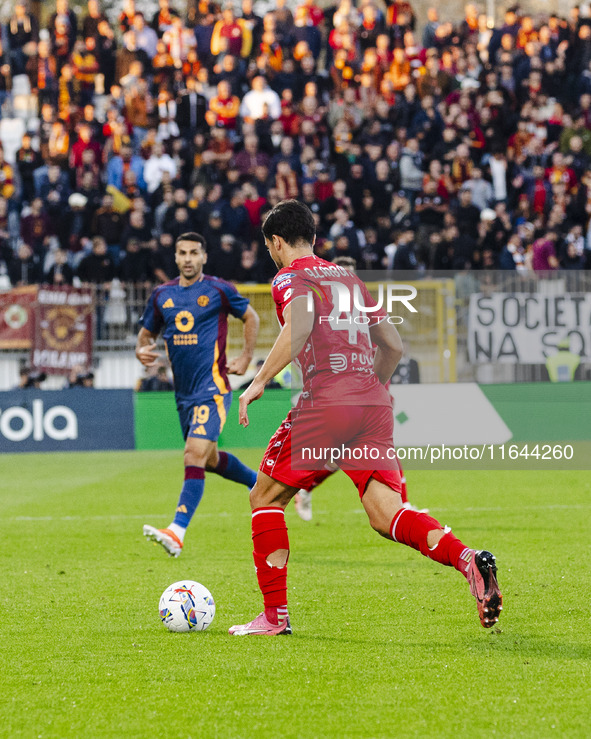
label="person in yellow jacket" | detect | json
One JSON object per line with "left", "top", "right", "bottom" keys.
{"left": 0, "top": 146, "right": 15, "bottom": 200}
{"left": 71, "top": 37, "right": 100, "bottom": 105}
{"left": 545, "top": 338, "right": 581, "bottom": 382}
{"left": 210, "top": 6, "right": 252, "bottom": 59}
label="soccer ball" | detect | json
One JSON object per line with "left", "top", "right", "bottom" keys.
{"left": 159, "top": 580, "right": 215, "bottom": 632}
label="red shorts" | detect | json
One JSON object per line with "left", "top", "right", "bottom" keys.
{"left": 260, "top": 405, "right": 402, "bottom": 498}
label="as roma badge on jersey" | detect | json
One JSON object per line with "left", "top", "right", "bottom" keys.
{"left": 197, "top": 296, "right": 210, "bottom": 307}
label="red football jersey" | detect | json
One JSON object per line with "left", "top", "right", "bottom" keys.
{"left": 271, "top": 254, "right": 391, "bottom": 407}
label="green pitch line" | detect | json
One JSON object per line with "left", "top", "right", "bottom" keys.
{"left": 0, "top": 451, "right": 589, "bottom": 738}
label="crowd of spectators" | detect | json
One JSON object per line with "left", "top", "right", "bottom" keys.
{"left": 0, "top": 0, "right": 590, "bottom": 293}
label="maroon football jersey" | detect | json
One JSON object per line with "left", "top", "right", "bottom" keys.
{"left": 271, "top": 254, "right": 391, "bottom": 407}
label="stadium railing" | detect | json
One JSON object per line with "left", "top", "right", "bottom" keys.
{"left": 1, "top": 271, "right": 589, "bottom": 389}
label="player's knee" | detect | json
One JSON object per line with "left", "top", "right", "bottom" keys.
{"left": 365, "top": 503, "right": 396, "bottom": 537}
{"left": 368, "top": 514, "right": 391, "bottom": 538}
{"left": 249, "top": 478, "right": 279, "bottom": 510}
{"left": 249, "top": 476, "right": 290, "bottom": 510}
{"left": 184, "top": 448, "right": 207, "bottom": 468}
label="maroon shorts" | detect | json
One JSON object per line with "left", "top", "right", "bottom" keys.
{"left": 259, "top": 405, "right": 402, "bottom": 498}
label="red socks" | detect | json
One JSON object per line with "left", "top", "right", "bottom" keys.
{"left": 390, "top": 508, "right": 472, "bottom": 575}
{"left": 249, "top": 504, "right": 472, "bottom": 627}
{"left": 251, "top": 507, "right": 289, "bottom": 624}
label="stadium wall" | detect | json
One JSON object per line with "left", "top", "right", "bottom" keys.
{"left": 131, "top": 382, "right": 591, "bottom": 450}
{"left": 479, "top": 383, "right": 590, "bottom": 442}
{"left": 134, "top": 389, "right": 292, "bottom": 449}
{"left": 0, "top": 383, "right": 588, "bottom": 453}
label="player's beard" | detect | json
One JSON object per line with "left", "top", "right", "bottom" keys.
{"left": 265, "top": 239, "right": 284, "bottom": 269}
{"left": 181, "top": 264, "right": 201, "bottom": 280}
{"left": 271, "top": 254, "right": 284, "bottom": 270}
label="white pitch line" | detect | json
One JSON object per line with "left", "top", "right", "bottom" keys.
{"left": 8, "top": 512, "right": 241, "bottom": 522}
{"left": 5, "top": 503, "right": 591, "bottom": 523}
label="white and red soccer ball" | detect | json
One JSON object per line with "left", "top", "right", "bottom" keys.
{"left": 159, "top": 580, "right": 215, "bottom": 632}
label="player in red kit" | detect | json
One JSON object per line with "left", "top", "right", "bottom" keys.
{"left": 292, "top": 255, "right": 418, "bottom": 522}
{"left": 230, "top": 200, "right": 502, "bottom": 636}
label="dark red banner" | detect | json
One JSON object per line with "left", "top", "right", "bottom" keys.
{"left": 0, "top": 285, "right": 38, "bottom": 348}
{"left": 32, "top": 287, "right": 94, "bottom": 375}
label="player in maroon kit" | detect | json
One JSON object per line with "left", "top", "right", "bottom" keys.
{"left": 229, "top": 200, "right": 502, "bottom": 636}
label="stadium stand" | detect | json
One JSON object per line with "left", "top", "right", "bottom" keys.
{"left": 0, "top": 0, "right": 590, "bottom": 388}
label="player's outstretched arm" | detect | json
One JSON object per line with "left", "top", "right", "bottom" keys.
{"left": 135, "top": 326, "right": 161, "bottom": 367}
{"left": 239, "top": 298, "right": 313, "bottom": 427}
{"left": 227, "top": 305, "right": 260, "bottom": 375}
{"left": 370, "top": 319, "right": 404, "bottom": 385}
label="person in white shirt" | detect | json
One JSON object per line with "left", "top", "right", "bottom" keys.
{"left": 239, "top": 75, "right": 281, "bottom": 122}
{"left": 462, "top": 167, "right": 494, "bottom": 211}
{"left": 143, "top": 141, "right": 177, "bottom": 193}
{"left": 489, "top": 151, "right": 508, "bottom": 202}
{"left": 132, "top": 12, "right": 158, "bottom": 58}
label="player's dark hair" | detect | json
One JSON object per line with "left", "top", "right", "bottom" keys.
{"left": 175, "top": 232, "right": 206, "bottom": 251}
{"left": 262, "top": 199, "right": 316, "bottom": 247}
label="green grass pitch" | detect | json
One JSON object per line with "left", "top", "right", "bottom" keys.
{"left": 1, "top": 449, "right": 589, "bottom": 738}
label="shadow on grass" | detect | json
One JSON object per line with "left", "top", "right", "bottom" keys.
{"left": 231, "top": 630, "right": 591, "bottom": 661}
{"left": 466, "top": 633, "right": 591, "bottom": 661}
